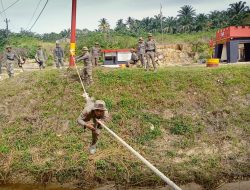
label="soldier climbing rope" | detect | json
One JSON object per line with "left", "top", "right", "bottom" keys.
{"left": 72, "top": 58, "right": 182, "bottom": 190}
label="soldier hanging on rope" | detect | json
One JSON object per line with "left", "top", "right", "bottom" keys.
{"left": 77, "top": 98, "right": 109, "bottom": 154}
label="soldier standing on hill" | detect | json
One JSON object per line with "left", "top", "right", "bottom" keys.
{"left": 35, "top": 45, "right": 47, "bottom": 70}
{"left": 137, "top": 37, "right": 146, "bottom": 69}
{"left": 53, "top": 41, "right": 64, "bottom": 69}
{"left": 77, "top": 99, "right": 109, "bottom": 154}
{"left": 91, "top": 42, "right": 101, "bottom": 67}
{"left": 4, "top": 45, "right": 19, "bottom": 78}
{"left": 145, "top": 33, "right": 157, "bottom": 72}
{"left": 76, "top": 46, "right": 93, "bottom": 86}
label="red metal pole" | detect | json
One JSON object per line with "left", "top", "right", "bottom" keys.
{"left": 69, "top": 0, "right": 77, "bottom": 67}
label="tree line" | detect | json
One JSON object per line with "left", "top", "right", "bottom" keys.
{"left": 0, "top": 0, "right": 249, "bottom": 48}
{"left": 103, "top": 1, "right": 249, "bottom": 35}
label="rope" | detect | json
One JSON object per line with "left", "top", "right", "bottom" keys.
{"left": 73, "top": 57, "right": 182, "bottom": 190}
{"left": 72, "top": 57, "right": 89, "bottom": 100}
{"left": 97, "top": 120, "right": 182, "bottom": 190}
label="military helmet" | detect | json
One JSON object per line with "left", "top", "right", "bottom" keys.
{"left": 148, "top": 33, "right": 153, "bottom": 37}
{"left": 95, "top": 42, "right": 99, "bottom": 45}
{"left": 6, "top": 45, "right": 12, "bottom": 49}
{"left": 138, "top": 37, "right": 143, "bottom": 41}
{"left": 93, "top": 100, "right": 107, "bottom": 111}
{"left": 82, "top": 46, "right": 88, "bottom": 51}
{"left": 56, "top": 40, "right": 59, "bottom": 44}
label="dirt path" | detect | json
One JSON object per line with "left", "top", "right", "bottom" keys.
{"left": 0, "top": 62, "right": 69, "bottom": 80}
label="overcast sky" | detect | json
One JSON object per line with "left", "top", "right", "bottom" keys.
{"left": 0, "top": 0, "right": 247, "bottom": 34}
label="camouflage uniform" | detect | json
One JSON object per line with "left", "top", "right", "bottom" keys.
{"left": 35, "top": 48, "right": 47, "bottom": 70}
{"left": 76, "top": 48, "right": 93, "bottom": 85}
{"left": 91, "top": 44, "right": 101, "bottom": 67}
{"left": 127, "top": 49, "right": 139, "bottom": 67}
{"left": 137, "top": 38, "right": 146, "bottom": 68}
{"left": 145, "top": 34, "right": 157, "bottom": 71}
{"left": 77, "top": 100, "right": 109, "bottom": 153}
{"left": 53, "top": 45, "right": 64, "bottom": 68}
{"left": 5, "top": 49, "right": 18, "bottom": 78}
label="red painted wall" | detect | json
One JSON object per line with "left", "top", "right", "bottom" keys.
{"left": 216, "top": 26, "right": 250, "bottom": 42}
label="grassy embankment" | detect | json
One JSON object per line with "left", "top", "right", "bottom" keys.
{"left": 0, "top": 65, "right": 249, "bottom": 189}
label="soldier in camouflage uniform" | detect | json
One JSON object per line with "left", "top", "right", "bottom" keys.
{"left": 77, "top": 100, "right": 109, "bottom": 154}
{"left": 53, "top": 42, "right": 64, "bottom": 69}
{"left": 126, "top": 48, "right": 139, "bottom": 68}
{"left": 137, "top": 37, "right": 146, "bottom": 69}
{"left": 5, "top": 46, "right": 19, "bottom": 78}
{"left": 76, "top": 47, "right": 93, "bottom": 86}
{"left": 91, "top": 42, "right": 101, "bottom": 67}
{"left": 145, "top": 33, "right": 157, "bottom": 71}
{"left": 35, "top": 45, "right": 47, "bottom": 70}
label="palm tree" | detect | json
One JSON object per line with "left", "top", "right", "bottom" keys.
{"left": 177, "top": 5, "right": 196, "bottom": 32}
{"left": 228, "top": 1, "right": 249, "bottom": 15}
{"left": 115, "top": 19, "right": 127, "bottom": 33}
{"left": 126, "top": 17, "right": 135, "bottom": 30}
{"left": 164, "top": 17, "right": 177, "bottom": 34}
{"left": 178, "top": 5, "right": 196, "bottom": 18}
{"left": 195, "top": 14, "right": 209, "bottom": 31}
{"left": 98, "top": 18, "right": 110, "bottom": 33}
{"left": 209, "top": 11, "right": 229, "bottom": 29}
{"left": 227, "top": 1, "right": 249, "bottom": 25}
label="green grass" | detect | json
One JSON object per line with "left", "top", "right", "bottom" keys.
{"left": 0, "top": 65, "right": 249, "bottom": 188}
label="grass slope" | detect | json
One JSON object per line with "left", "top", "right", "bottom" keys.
{"left": 0, "top": 65, "right": 249, "bottom": 189}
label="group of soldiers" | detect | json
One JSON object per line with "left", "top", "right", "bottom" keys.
{"left": 34, "top": 41, "right": 65, "bottom": 70}
{"left": 128, "top": 33, "right": 157, "bottom": 72}
{"left": 0, "top": 41, "right": 65, "bottom": 79}
{"left": 75, "top": 33, "right": 157, "bottom": 88}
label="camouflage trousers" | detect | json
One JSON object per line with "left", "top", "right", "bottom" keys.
{"left": 37, "top": 61, "right": 45, "bottom": 70}
{"left": 55, "top": 57, "right": 64, "bottom": 68}
{"left": 138, "top": 54, "right": 146, "bottom": 68}
{"left": 81, "top": 66, "right": 93, "bottom": 86}
{"left": 92, "top": 57, "right": 99, "bottom": 67}
{"left": 146, "top": 51, "right": 156, "bottom": 71}
{"left": 6, "top": 60, "right": 14, "bottom": 78}
{"left": 0, "top": 62, "right": 2, "bottom": 74}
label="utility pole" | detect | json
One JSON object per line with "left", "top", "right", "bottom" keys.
{"left": 69, "top": 0, "right": 77, "bottom": 67}
{"left": 4, "top": 18, "right": 10, "bottom": 38}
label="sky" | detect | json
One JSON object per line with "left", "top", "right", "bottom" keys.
{"left": 0, "top": 0, "right": 247, "bottom": 34}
